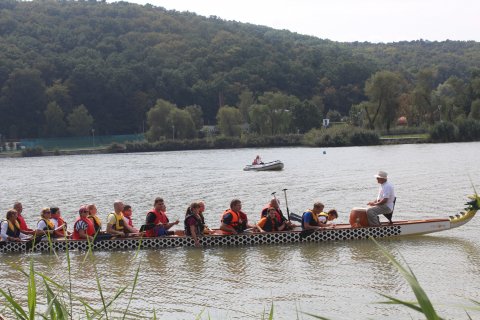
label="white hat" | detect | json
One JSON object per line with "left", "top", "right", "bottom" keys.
{"left": 374, "top": 171, "right": 388, "bottom": 179}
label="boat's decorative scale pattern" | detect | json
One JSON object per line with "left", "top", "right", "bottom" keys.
{"left": 0, "top": 225, "right": 402, "bottom": 253}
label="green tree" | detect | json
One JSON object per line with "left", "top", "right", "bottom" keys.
{"left": 292, "top": 100, "right": 323, "bottom": 133}
{"left": 167, "top": 108, "right": 196, "bottom": 139}
{"left": 364, "top": 71, "right": 405, "bottom": 131}
{"left": 248, "top": 104, "right": 270, "bottom": 135}
{"left": 1, "top": 69, "right": 47, "bottom": 138}
{"left": 469, "top": 99, "right": 480, "bottom": 120}
{"left": 216, "top": 105, "right": 242, "bottom": 137}
{"left": 43, "top": 102, "right": 67, "bottom": 137}
{"left": 238, "top": 89, "right": 255, "bottom": 123}
{"left": 257, "top": 91, "right": 299, "bottom": 134}
{"left": 432, "top": 77, "right": 467, "bottom": 122}
{"left": 67, "top": 105, "right": 94, "bottom": 136}
{"left": 46, "top": 81, "right": 73, "bottom": 114}
{"left": 185, "top": 104, "right": 204, "bottom": 131}
{"left": 412, "top": 68, "right": 437, "bottom": 125}
{"left": 145, "top": 99, "right": 176, "bottom": 141}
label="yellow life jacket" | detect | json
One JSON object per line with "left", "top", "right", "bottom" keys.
{"left": 88, "top": 215, "right": 102, "bottom": 230}
{"left": 108, "top": 212, "right": 125, "bottom": 231}
{"left": 39, "top": 218, "right": 55, "bottom": 230}
{"left": 8, "top": 220, "right": 21, "bottom": 233}
{"left": 318, "top": 212, "right": 328, "bottom": 222}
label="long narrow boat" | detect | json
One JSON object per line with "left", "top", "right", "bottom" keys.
{"left": 1, "top": 195, "right": 478, "bottom": 253}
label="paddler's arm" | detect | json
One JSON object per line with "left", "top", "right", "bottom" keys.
{"left": 220, "top": 223, "right": 237, "bottom": 234}
{"left": 106, "top": 223, "right": 125, "bottom": 237}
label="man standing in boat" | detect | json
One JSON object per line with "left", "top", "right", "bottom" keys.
{"left": 366, "top": 171, "right": 395, "bottom": 226}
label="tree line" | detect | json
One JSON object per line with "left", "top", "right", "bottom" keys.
{"left": 0, "top": 0, "right": 480, "bottom": 141}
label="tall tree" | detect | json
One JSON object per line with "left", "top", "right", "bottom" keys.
{"left": 237, "top": 89, "right": 255, "bottom": 123}
{"left": 44, "top": 102, "right": 67, "bottom": 137}
{"left": 167, "top": 108, "right": 196, "bottom": 139}
{"left": 216, "top": 105, "right": 242, "bottom": 137}
{"left": 185, "top": 104, "right": 204, "bottom": 131}
{"left": 67, "top": 105, "right": 94, "bottom": 136}
{"left": 1, "top": 69, "right": 47, "bottom": 138}
{"left": 364, "top": 71, "right": 405, "bottom": 131}
{"left": 257, "top": 91, "right": 299, "bottom": 134}
{"left": 145, "top": 99, "right": 176, "bottom": 141}
{"left": 292, "top": 100, "right": 323, "bottom": 133}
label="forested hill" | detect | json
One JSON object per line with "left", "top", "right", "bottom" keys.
{"left": 1, "top": 0, "right": 480, "bottom": 139}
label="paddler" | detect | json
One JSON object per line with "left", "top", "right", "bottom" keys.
{"left": 106, "top": 200, "right": 138, "bottom": 237}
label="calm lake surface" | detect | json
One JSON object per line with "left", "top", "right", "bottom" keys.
{"left": 1, "top": 143, "right": 480, "bottom": 319}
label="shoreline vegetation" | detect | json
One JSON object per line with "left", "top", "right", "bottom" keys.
{"left": 2, "top": 120, "right": 480, "bottom": 158}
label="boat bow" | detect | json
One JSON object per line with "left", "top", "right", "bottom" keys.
{"left": 449, "top": 194, "right": 480, "bottom": 229}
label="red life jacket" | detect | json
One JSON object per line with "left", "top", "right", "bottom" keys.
{"left": 17, "top": 214, "right": 31, "bottom": 231}
{"left": 125, "top": 216, "right": 133, "bottom": 227}
{"left": 145, "top": 209, "right": 168, "bottom": 237}
{"left": 72, "top": 216, "right": 95, "bottom": 240}
{"left": 53, "top": 216, "right": 67, "bottom": 237}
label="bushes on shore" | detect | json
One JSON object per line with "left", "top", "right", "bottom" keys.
{"left": 429, "top": 119, "right": 480, "bottom": 142}
{"left": 21, "top": 147, "right": 44, "bottom": 157}
{"left": 120, "top": 134, "right": 303, "bottom": 153}
{"left": 303, "top": 126, "right": 380, "bottom": 147}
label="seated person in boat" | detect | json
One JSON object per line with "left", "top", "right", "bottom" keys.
{"left": 106, "top": 200, "right": 138, "bottom": 237}
{"left": 50, "top": 207, "right": 71, "bottom": 238}
{"left": 256, "top": 207, "right": 286, "bottom": 232}
{"left": 317, "top": 209, "right": 339, "bottom": 227}
{"left": 123, "top": 204, "right": 140, "bottom": 233}
{"left": 0, "top": 209, "right": 31, "bottom": 241}
{"left": 87, "top": 204, "right": 112, "bottom": 240}
{"left": 36, "top": 207, "right": 58, "bottom": 239}
{"left": 13, "top": 201, "right": 35, "bottom": 235}
{"left": 252, "top": 155, "right": 264, "bottom": 165}
{"left": 260, "top": 198, "right": 297, "bottom": 230}
{"left": 301, "top": 202, "right": 325, "bottom": 230}
{"left": 220, "top": 199, "right": 257, "bottom": 234}
{"left": 144, "top": 197, "right": 179, "bottom": 237}
{"left": 198, "top": 201, "right": 213, "bottom": 234}
{"left": 72, "top": 206, "right": 96, "bottom": 240}
{"left": 184, "top": 202, "right": 204, "bottom": 247}
{"left": 87, "top": 204, "right": 102, "bottom": 232}
{"left": 366, "top": 171, "right": 395, "bottom": 226}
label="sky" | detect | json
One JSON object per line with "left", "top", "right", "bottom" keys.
{"left": 109, "top": 0, "right": 480, "bottom": 43}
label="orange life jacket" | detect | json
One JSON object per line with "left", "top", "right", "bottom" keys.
{"left": 222, "top": 209, "right": 240, "bottom": 227}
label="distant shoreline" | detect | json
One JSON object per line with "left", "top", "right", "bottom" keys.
{"left": 0, "top": 136, "right": 427, "bottom": 158}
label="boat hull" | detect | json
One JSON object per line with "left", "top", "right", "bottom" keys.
{"left": 0, "top": 218, "right": 456, "bottom": 253}
{"left": 243, "top": 160, "right": 284, "bottom": 171}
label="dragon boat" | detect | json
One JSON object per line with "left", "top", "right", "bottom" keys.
{"left": 1, "top": 195, "right": 478, "bottom": 253}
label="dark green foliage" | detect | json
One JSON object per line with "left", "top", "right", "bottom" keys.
{"left": 1, "top": 1, "right": 480, "bottom": 142}
{"left": 107, "top": 142, "right": 126, "bottom": 153}
{"left": 21, "top": 147, "right": 44, "bottom": 157}
{"left": 456, "top": 118, "right": 480, "bottom": 141}
{"left": 303, "top": 126, "right": 380, "bottom": 147}
{"left": 429, "top": 121, "right": 458, "bottom": 142}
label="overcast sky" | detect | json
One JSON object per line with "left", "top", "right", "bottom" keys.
{"left": 109, "top": 0, "right": 480, "bottom": 43}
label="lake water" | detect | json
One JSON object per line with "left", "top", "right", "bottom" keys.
{"left": 1, "top": 142, "right": 480, "bottom": 319}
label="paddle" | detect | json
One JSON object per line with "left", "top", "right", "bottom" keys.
{"left": 282, "top": 188, "right": 291, "bottom": 221}
{"left": 289, "top": 212, "right": 303, "bottom": 223}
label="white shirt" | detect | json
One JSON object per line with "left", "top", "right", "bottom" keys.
{"left": 0, "top": 221, "right": 29, "bottom": 241}
{"left": 377, "top": 181, "right": 395, "bottom": 211}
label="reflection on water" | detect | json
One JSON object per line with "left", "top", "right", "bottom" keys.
{"left": 1, "top": 143, "right": 480, "bottom": 319}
